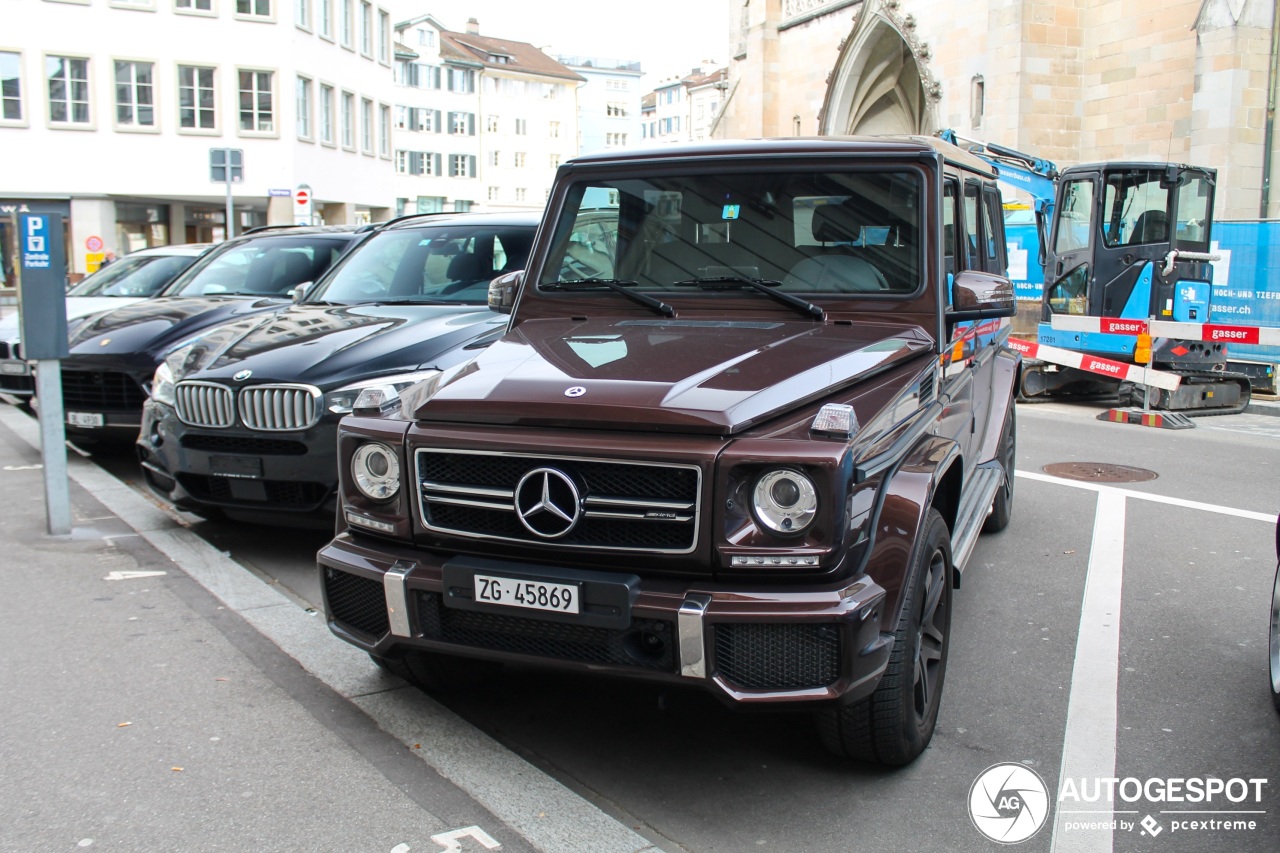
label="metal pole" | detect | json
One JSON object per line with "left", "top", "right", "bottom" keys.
{"left": 224, "top": 148, "right": 235, "bottom": 239}
{"left": 34, "top": 359, "right": 71, "bottom": 535}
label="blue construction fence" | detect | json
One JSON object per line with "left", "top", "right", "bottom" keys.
{"left": 1211, "top": 221, "right": 1280, "bottom": 365}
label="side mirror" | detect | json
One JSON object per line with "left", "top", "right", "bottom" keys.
{"left": 947, "top": 270, "right": 1016, "bottom": 321}
{"left": 487, "top": 270, "right": 523, "bottom": 315}
{"left": 290, "top": 281, "right": 313, "bottom": 302}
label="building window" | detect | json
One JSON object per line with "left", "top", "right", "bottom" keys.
{"left": 340, "top": 90, "right": 354, "bottom": 147}
{"left": 1, "top": 52, "right": 22, "bottom": 122}
{"left": 417, "top": 27, "right": 434, "bottom": 47}
{"left": 318, "top": 0, "right": 331, "bottom": 37}
{"left": 296, "top": 0, "right": 310, "bottom": 28}
{"left": 970, "top": 74, "right": 985, "bottom": 129}
{"left": 446, "top": 68, "right": 474, "bottom": 93}
{"left": 487, "top": 186, "right": 498, "bottom": 201}
{"left": 114, "top": 60, "right": 155, "bottom": 128}
{"left": 606, "top": 102, "right": 627, "bottom": 117}
{"left": 296, "top": 75, "right": 312, "bottom": 138}
{"left": 453, "top": 199, "right": 471, "bottom": 212}
{"left": 548, "top": 120, "right": 559, "bottom": 138}
{"left": 513, "top": 151, "right": 526, "bottom": 167}
{"left": 377, "top": 10, "right": 390, "bottom": 63}
{"left": 513, "top": 117, "right": 526, "bottom": 135}
{"left": 176, "top": 0, "right": 213, "bottom": 11}
{"left": 238, "top": 69, "right": 274, "bottom": 133}
{"left": 47, "top": 56, "right": 90, "bottom": 125}
{"left": 360, "top": 96, "right": 373, "bottom": 153}
{"left": 378, "top": 102, "right": 390, "bottom": 156}
{"left": 792, "top": 115, "right": 800, "bottom": 135}
{"left": 515, "top": 188, "right": 526, "bottom": 202}
{"left": 340, "top": 0, "right": 353, "bottom": 47}
{"left": 449, "top": 111, "right": 474, "bottom": 135}
{"left": 606, "top": 132, "right": 627, "bottom": 147}
{"left": 178, "top": 65, "right": 215, "bottom": 130}
{"left": 549, "top": 153, "right": 560, "bottom": 169}
{"left": 395, "top": 151, "right": 440, "bottom": 176}
{"left": 319, "top": 83, "right": 334, "bottom": 143}
{"left": 449, "top": 154, "right": 475, "bottom": 177}
{"left": 359, "top": 2, "right": 372, "bottom": 56}
{"left": 486, "top": 114, "right": 498, "bottom": 133}
{"left": 236, "top": 0, "right": 271, "bottom": 17}
{"left": 488, "top": 150, "right": 499, "bottom": 166}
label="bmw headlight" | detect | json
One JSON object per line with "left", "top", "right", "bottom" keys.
{"left": 325, "top": 370, "right": 441, "bottom": 415}
{"left": 752, "top": 469, "right": 818, "bottom": 535}
{"left": 151, "top": 361, "right": 176, "bottom": 406}
{"left": 351, "top": 443, "right": 400, "bottom": 501}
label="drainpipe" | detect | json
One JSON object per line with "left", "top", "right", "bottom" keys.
{"left": 1261, "top": 0, "right": 1280, "bottom": 218}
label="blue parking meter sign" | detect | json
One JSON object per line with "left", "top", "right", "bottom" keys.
{"left": 21, "top": 215, "right": 51, "bottom": 270}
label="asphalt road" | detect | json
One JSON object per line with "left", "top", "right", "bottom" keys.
{"left": 88, "top": 401, "right": 1280, "bottom": 852}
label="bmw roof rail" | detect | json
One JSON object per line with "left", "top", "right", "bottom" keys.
{"left": 372, "top": 211, "right": 460, "bottom": 231}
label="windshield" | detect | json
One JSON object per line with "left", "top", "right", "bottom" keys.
{"left": 310, "top": 223, "right": 533, "bottom": 304}
{"left": 165, "top": 236, "right": 349, "bottom": 297}
{"left": 539, "top": 169, "right": 923, "bottom": 296}
{"left": 68, "top": 254, "right": 198, "bottom": 297}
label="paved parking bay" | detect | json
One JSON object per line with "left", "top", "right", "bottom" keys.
{"left": 45, "top": 402, "right": 1280, "bottom": 851}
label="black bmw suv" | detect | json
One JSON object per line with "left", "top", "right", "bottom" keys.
{"left": 136, "top": 212, "right": 538, "bottom": 524}
{"left": 60, "top": 225, "right": 367, "bottom": 442}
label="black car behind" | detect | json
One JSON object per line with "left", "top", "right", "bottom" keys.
{"left": 136, "top": 211, "right": 538, "bottom": 523}
{"left": 60, "top": 225, "right": 367, "bottom": 441}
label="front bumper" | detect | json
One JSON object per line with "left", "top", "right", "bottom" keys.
{"left": 137, "top": 400, "right": 337, "bottom": 517}
{"left": 0, "top": 359, "right": 34, "bottom": 397}
{"left": 319, "top": 531, "right": 893, "bottom": 707}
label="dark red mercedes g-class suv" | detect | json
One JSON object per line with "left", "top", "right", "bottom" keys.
{"left": 319, "top": 136, "right": 1020, "bottom": 765}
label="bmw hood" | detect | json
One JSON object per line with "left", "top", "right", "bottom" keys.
{"left": 0, "top": 297, "right": 147, "bottom": 344}
{"left": 414, "top": 316, "right": 934, "bottom": 434}
{"left": 169, "top": 303, "right": 506, "bottom": 389}
{"left": 68, "top": 296, "right": 290, "bottom": 360}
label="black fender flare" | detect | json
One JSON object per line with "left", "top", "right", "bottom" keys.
{"left": 859, "top": 434, "right": 961, "bottom": 625}
{"left": 975, "top": 346, "right": 1021, "bottom": 464}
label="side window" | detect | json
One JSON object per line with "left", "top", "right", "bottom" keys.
{"left": 963, "top": 182, "right": 981, "bottom": 269}
{"left": 1102, "top": 170, "right": 1168, "bottom": 247}
{"left": 1054, "top": 178, "right": 1094, "bottom": 254}
{"left": 942, "top": 179, "right": 959, "bottom": 276}
{"left": 982, "top": 185, "right": 1006, "bottom": 274}
{"left": 1174, "top": 173, "right": 1212, "bottom": 252}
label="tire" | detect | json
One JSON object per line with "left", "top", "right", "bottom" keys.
{"left": 371, "top": 649, "right": 501, "bottom": 692}
{"left": 815, "top": 508, "right": 953, "bottom": 765}
{"left": 983, "top": 402, "right": 1016, "bottom": 534}
{"left": 1269, "top": 558, "right": 1280, "bottom": 713}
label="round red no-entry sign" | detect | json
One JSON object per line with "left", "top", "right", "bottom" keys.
{"left": 296, "top": 189, "right": 310, "bottom": 205}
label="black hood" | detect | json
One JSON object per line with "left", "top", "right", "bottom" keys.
{"left": 169, "top": 303, "right": 506, "bottom": 389}
{"left": 68, "top": 296, "right": 291, "bottom": 363}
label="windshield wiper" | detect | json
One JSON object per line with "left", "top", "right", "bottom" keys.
{"left": 364, "top": 297, "right": 454, "bottom": 306}
{"left": 673, "top": 276, "right": 825, "bottom": 320}
{"left": 545, "top": 278, "right": 675, "bottom": 318}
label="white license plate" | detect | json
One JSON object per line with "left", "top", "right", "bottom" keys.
{"left": 66, "top": 412, "right": 105, "bottom": 428}
{"left": 0, "top": 361, "right": 28, "bottom": 375}
{"left": 474, "top": 574, "right": 581, "bottom": 615}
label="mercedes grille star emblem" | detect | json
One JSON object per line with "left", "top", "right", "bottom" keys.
{"left": 514, "top": 467, "right": 581, "bottom": 539}
{"left": 565, "top": 386, "right": 586, "bottom": 397}
{"left": 233, "top": 369, "right": 253, "bottom": 381}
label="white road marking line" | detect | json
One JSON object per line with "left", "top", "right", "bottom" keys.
{"left": 1050, "top": 490, "right": 1127, "bottom": 853}
{"left": 103, "top": 570, "right": 167, "bottom": 581}
{"left": 1016, "top": 470, "right": 1277, "bottom": 523}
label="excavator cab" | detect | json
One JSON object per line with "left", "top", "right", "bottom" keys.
{"left": 1027, "top": 163, "right": 1249, "bottom": 411}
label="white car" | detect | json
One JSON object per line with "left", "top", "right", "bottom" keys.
{"left": 0, "top": 243, "right": 212, "bottom": 398}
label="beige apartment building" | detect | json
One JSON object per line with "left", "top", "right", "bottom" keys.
{"left": 716, "top": 0, "right": 1279, "bottom": 220}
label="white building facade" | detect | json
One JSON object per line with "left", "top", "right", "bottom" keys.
{"left": 1, "top": 0, "right": 399, "bottom": 281}
{"left": 555, "top": 55, "right": 643, "bottom": 155}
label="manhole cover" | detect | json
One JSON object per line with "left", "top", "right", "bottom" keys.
{"left": 1043, "top": 462, "right": 1158, "bottom": 483}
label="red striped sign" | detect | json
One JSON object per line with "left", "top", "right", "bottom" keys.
{"left": 1009, "top": 337, "right": 1182, "bottom": 390}
{"left": 1052, "top": 315, "right": 1278, "bottom": 346}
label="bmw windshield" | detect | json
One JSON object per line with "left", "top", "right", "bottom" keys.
{"left": 165, "top": 236, "right": 351, "bottom": 298}
{"left": 308, "top": 223, "right": 534, "bottom": 305}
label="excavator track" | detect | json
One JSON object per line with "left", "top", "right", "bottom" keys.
{"left": 1118, "top": 371, "right": 1253, "bottom": 417}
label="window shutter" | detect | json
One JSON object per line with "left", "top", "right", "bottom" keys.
{"left": 432, "top": 66, "right": 441, "bottom": 90}
{"left": 432, "top": 109, "right": 441, "bottom": 133}
{"left": 468, "top": 155, "right": 476, "bottom": 178}
{"left": 467, "top": 113, "right": 475, "bottom": 136}
{"left": 409, "top": 151, "right": 422, "bottom": 175}
{"left": 433, "top": 153, "right": 442, "bottom": 176}
{"left": 447, "top": 111, "right": 456, "bottom": 133}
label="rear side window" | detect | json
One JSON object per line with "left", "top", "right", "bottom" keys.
{"left": 168, "top": 237, "right": 350, "bottom": 297}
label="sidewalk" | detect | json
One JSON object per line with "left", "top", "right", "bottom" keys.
{"left": 0, "top": 404, "right": 662, "bottom": 853}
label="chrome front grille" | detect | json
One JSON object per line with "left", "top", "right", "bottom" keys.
{"left": 174, "top": 381, "right": 235, "bottom": 428}
{"left": 416, "top": 448, "right": 702, "bottom": 554}
{"left": 238, "top": 384, "right": 322, "bottom": 432}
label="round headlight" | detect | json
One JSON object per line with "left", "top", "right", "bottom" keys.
{"left": 751, "top": 469, "right": 817, "bottom": 535}
{"left": 352, "top": 443, "right": 400, "bottom": 501}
